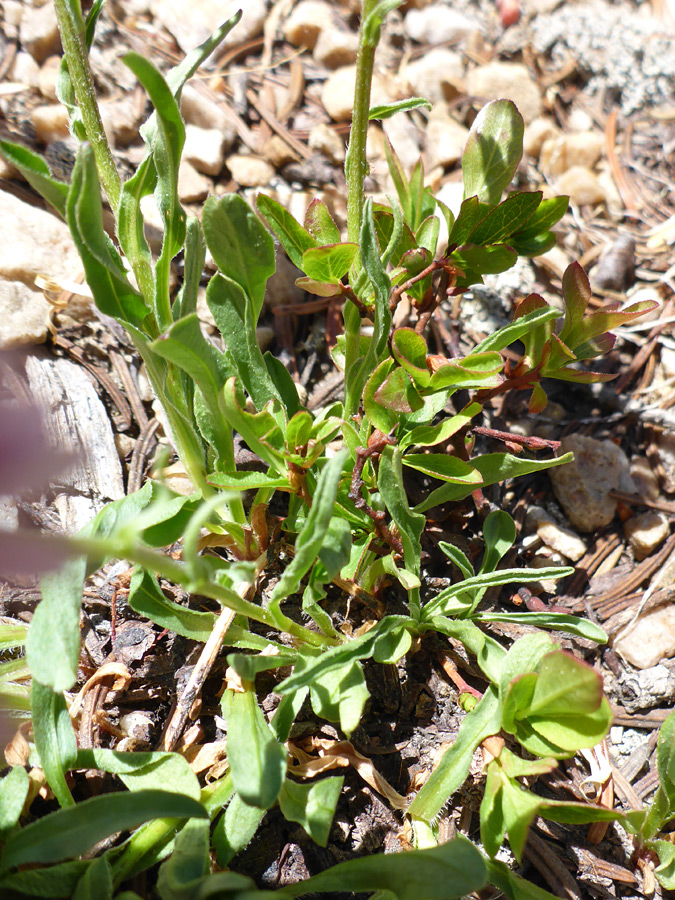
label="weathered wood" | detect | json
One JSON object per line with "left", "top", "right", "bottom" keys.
{"left": 24, "top": 351, "right": 124, "bottom": 533}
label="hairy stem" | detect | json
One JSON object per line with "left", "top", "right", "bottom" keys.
{"left": 53, "top": 0, "right": 121, "bottom": 211}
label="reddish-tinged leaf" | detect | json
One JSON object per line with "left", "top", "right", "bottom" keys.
{"left": 374, "top": 367, "right": 424, "bottom": 413}
{"left": 559, "top": 261, "right": 591, "bottom": 341}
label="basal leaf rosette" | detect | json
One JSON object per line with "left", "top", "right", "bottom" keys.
{"left": 501, "top": 650, "right": 612, "bottom": 758}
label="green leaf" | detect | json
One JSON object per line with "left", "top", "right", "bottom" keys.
{"left": 369, "top": 97, "right": 432, "bottom": 119}
{"left": 477, "top": 611, "right": 607, "bottom": 644}
{"left": 657, "top": 710, "right": 675, "bottom": 807}
{"left": 212, "top": 792, "right": 264, "bottom": 868}
{"left": 203, "top": 194, "right": 276, "bottom": 317}
{"left": 415, "top": 452, "right": 574, "bottom": 512}
{"left": 277, "top": 616, "right": 412, "bottom": 696}
{"left": 173, "top": 216, "right": 205, "bottom": 320}
{"left": 0, "top": 768, "right": 29, "bottom": 839}
{"left": 362, "top": 0, "right": 405, "bottom": 47}
{"left": 374, "top": 367, "right": 424, "bottom": 413}
{"left": 256, "top": 193, "right": 317, "bottom": 270}
{"left": 449, "top": 196, "right": 486, "bottom": 246}
{"left": 462, "top": 100, "right": 524, "bottom": 206}
{"left": 511, "top": 195, "right": 568, "bottom": 240}
{"left": 206, "top": 273, "right": 281, "bottom": 409}
{"left": 224, "top": 688, "right": 287, "bottom": 809}
{"left": 451, "top": 243, "right": 517, "bottom": 279}
{"left": 468, "top": 192, "right": 542, "bottom": 246}
{"left": 481, "top": 510, "right": 516, "bottom": 573}
{"left": 150, "top": 313, "right": 229, "bottom": 414}
{"left": 525, "top": 651, "right": 603, "bottom": 717}
{"left": 72, "top": 855, "right": 112, "bottom": 900}
{"left": 400, "top": 403, "right": 480, "bottom": 450}
{"left": 408, "top": 689, "right": 501, "bottom": 823}
{"left": 422, "top": 567, "right": 573, "bottom": 620}
{"left": 402, "top": 453, "right": 481, "bottom": 484}
{"left": 279, "top": 777, "right": 343, "bottom": 846}
{"left": 428, "top": 352, "right": 503, "bottom": 391}
{"left": 301, "top": 243, "right": 359, "bottom": 284}
{"left": 31, "top": 682, "right": 77, "bottom": 808}
{"left": 66, "top": 144, "right": 148, "bottom": 327}
{"left": 485, "top": 858, "right": 565, "bottom": 900}
{"left": 207, "top": 471, "right": 292, "bottom": 491}
{"left": 378, "top": 446, "right": 425, "bottom": 609}
{"left": 653, "top": 839, "right": 675, "bottom": 889}
{"left": 124, "top": 52, "right": 186, "bottom": 330}
{"left": 156, "top": 818, "right": 209, "bottom": 900}
{"left": 283, "top": 835, "right": 485, "bottom": 899}
{"left": 0, "top": 140, "right": 68, "bottom": 217}
{"left": 74, "top": 747, "right": 200, "bottom": 800}
{"left": 0, "top": 791, "right": 207, "bottom": 871}
{"left": 473, "top": 305, "right": 561, "bottom": 354}
{"left": 128, "top": 567, "right": 215, "bottom": 642}
{"left": 304, "top": 199, "right": 341, "bottom": 246}
{"left": 269, "top": 450, "right": 348, "bottom": 604}
{"left": 0, "top": 860, "right": 89, "bottom": 898}
{"left": 424, "top": 617, "right": 505, "bottom": 684}
{"left": 391, "top": 328, "right": 431, "bottom": 387}
{"left": 309, "top": 660, "right": 370, "bottom": 736}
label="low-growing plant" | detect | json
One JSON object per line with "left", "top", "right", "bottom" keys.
{"left": 0, "top": 0, "right": 666, "bottom": 897}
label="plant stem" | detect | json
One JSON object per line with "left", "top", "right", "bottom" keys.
{"left": 343, "top": 0, "right": 380, "bottom": 419}
{"left": 53, "top": 0, "right": 121, "bottom": 211}
{"left": 346, "top": 0, "right": 379, "bottom": 247}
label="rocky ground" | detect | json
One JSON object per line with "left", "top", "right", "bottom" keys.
{"left": 1, "top": 0, "right": 675, "bottom": 897}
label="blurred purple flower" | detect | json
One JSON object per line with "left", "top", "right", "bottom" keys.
{"left": 0, "top": 403, "right": 75, "bottom": 578}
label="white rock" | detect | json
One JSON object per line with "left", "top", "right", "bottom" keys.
{"left": 424, "top": 109, "right": 469, "bottom": 169}
{"left": 3, "top": 1, "right": 23, "bottom": 40}
{"left": 139, "top": 195, "right": 165, "bottom": 250}
{"left": 322, "top": 66, "right": 358, "bottom": 121}
{"left": 526, "top": 506, "right": 587, "bottom": 562}
{"left": 556, "top": 165, "right": 607, "bottom": 206}
{"left": 313, "top": 27, "right": 359, "bottom": 69}
{"left": 183, "top": 124, "right": 226, "bottom": 176}
{"left": 539, "top": 131, "right": 605, "bottom": 176}
{"left": 180, "top": 85, "right": 237, "bottom": 149}
{"left": 466, "top": 61, "right": 542, "bottom": 123}
{"left": 405, "top": 6, "right": 475, "bottom": 45}
{"left": 550, "top": 433, "right": 634, "bottom": 533}
{"left": 38, "top": 55, "right": 61, "bottom": 101}
{"left": 30, "top": 104, "right": 70, "bottom": 144}
{"left": 150, "top": 0, "right": 266, "bottom": 55}
{"left": 0, "top": 496, "right": 18, "bottom": 531}
{"left": 308, "top": 122, "right": 345, "bottom": 164}
{"left": 630, "top": 457, "right": 661, "bottom": 501}
{"left": 383, "top": 113, "right": 421, "bottom": 172}
{"left": 226, "top": 154, "right": 274, "bottom": 187}
{"left": 0, "top": 189, "right": 80, "bottom": 287}
{"left": 523, "top": 116, "right": 559, "bottom": 159}
{"left": 177, "top": 160, "right": 211, "bottom": 202}
{"left": 322, "top": 65, "right": 400, "bottom": 122}
{"left": 10, "top": 51, "right": 40, "bottom": 89}
{"left": 20, "top": 2, "right": 60, "bottom": 63}
{"left": 614, "top": 605, "right": 675, "bottom": 669}
{"left": 100, "top": 96, "right": 141, "bottom": 148}
{"left": 402, "top": 48, "right": 465, "bottom": 105}
{"left": 284, "top": 0, "right": 331, "bottom": 49}
{"left": 0, "top": 279, "right": 51, "bottom": 348}
{"left": 624, "top": 511, "right": 669, "bottom": 560}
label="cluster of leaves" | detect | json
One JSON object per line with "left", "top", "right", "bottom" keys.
{"left": 0, "top": 1, "right": 668, "bottom": 898}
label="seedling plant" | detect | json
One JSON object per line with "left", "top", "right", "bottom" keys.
{"left": 0, "top": 1, "right": 671, "bottom": 898}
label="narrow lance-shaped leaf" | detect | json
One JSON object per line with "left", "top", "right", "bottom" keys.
{"left": 224, "top": 687, "right": 287, "bottom": 809}
{"left": 269, "top": 449, "right": 348, "bottom": 604}
{"left": 0, "top": 141, "right": 68, "bottom": 217}
{"left": 369, "top": 96, "right": 432, "bottom": 119}
{"left": 31, "top": 682, "right": 77, "bottom": 808}
{"left": 0, "top": 790, "right": 207, "bottom": 871}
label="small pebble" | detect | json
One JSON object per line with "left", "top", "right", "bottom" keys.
{"left": 466, "top": 61, "right": 542, "bottom": 123}
{"left": 31, "top": 105, "right": 70, "bottom": 144}
{"left": 284, "top": 0, "right": 331, "bottom": 49}
{"left": 624, "top": 511, "right": 669, "bottom": 560}
{"left": 313, "top": 27, "right": 359, "bottom": 69}
{"left": 555, "top": 165, "right": 607, "bottom": 206}
{"left": 226, "top": 154, "right": 275, "bottom": 188}
{"left": 183, "top": 125, "right": 226, "bottom": 176}
{"left": 614, "top": 605, "right": 675, "bottom": 669}
{"left": 539, "top": 131, "right": 605, "bottom": 176}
